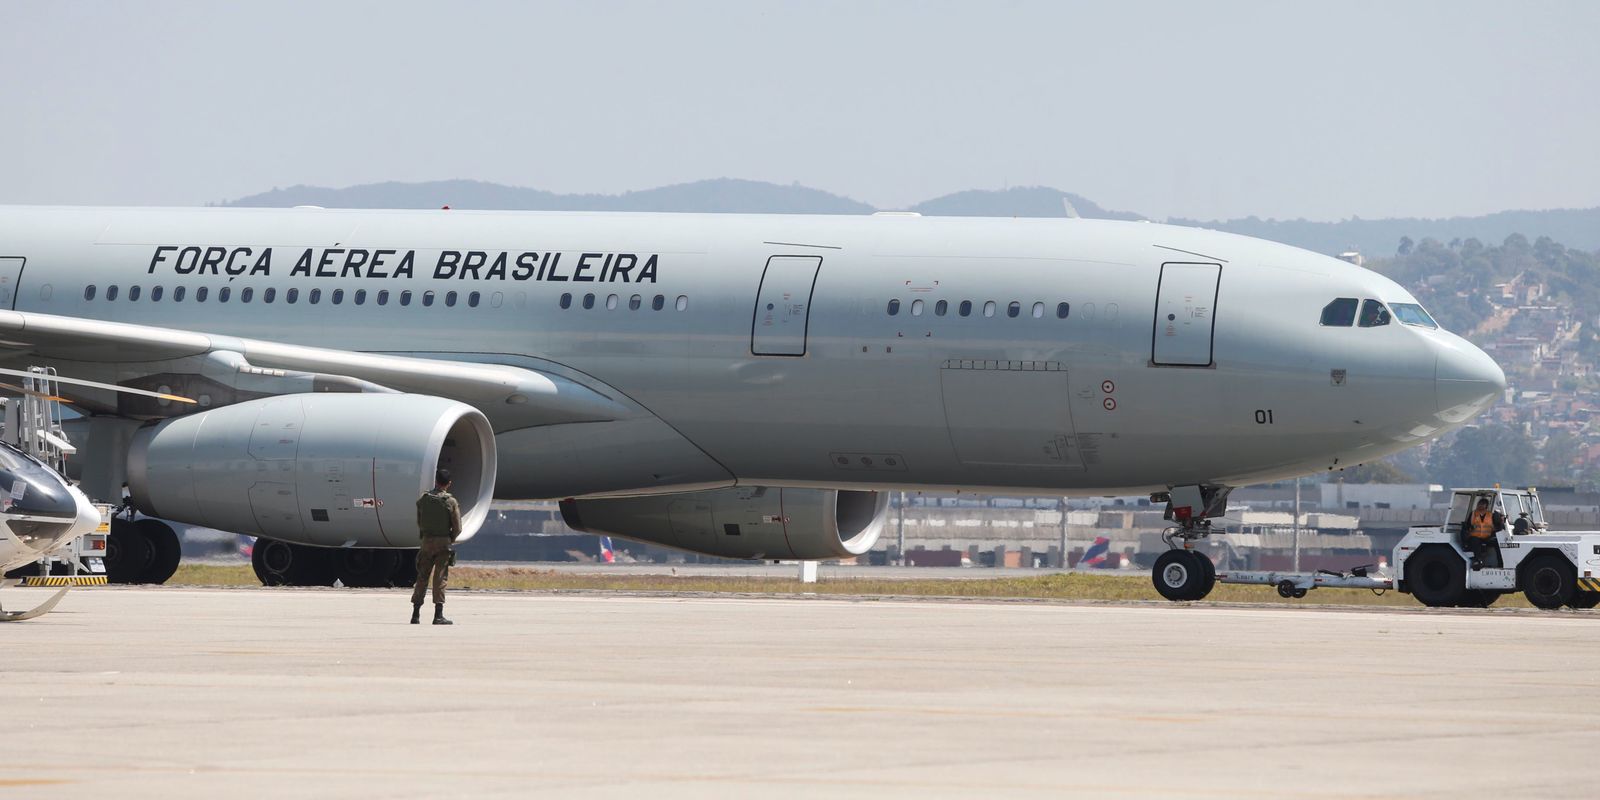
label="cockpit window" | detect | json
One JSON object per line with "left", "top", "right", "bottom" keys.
{"left": 1320, "top": 298, "right": 1358, "bottom": 327}
{"left": 1357, "top": 299, "right": 1391, "bottom": 328}
{"left": 1389, "top": 302, "right": 1438, "bottom": 329}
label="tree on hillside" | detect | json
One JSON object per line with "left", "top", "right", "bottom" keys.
{"left": 1428, "top": 425, "right": 1537, "bottom": 489}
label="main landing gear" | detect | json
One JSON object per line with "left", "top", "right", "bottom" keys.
{"left": 251, "top": 538, "right": 418, "bottom": 588}
{"left": 1150, "top": 485, "right": 1230, "bottom": 603}
{"left": 106, "top": 518, "right": 182, "bottom": 585}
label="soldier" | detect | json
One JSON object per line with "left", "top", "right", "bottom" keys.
{"left": 411, "top": 468, "right": 462, "bottom": 625}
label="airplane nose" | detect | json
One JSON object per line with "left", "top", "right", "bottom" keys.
{"left": 1436, "top": 335, "right": 1506, "bottom": 423}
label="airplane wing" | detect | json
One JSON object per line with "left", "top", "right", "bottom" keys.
{"left": 0, "top": 309, "right": 633, "bottom": 431}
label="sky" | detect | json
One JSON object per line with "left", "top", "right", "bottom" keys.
{"left": 2, "top": 0, "right": 1597, "bottom": 221}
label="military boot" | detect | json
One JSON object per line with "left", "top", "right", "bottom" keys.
{"left": 410, "top": 603, "right": 422, "bottom": 624}
{"left": 433, "top": 604, "right": 453, "bottom": 625}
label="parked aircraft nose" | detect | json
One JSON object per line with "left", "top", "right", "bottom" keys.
{"left": 1435, "top": 334, "right": 1506, "bottom": 423}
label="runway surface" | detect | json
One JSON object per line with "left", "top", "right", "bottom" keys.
{"left": 3, "top": 587, "right": 1597, "bottom": 799}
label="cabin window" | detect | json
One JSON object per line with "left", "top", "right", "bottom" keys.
{"left": 1057, "top": 302, "right": 1070, "bottom": 319}
{"left": 151, "top": 286, "right": 164, "bottom": 302}
{"left": 959, "top": 300, "right": 972, "bottom": 317}
{"left": 376, "top": 290, "right": 389, "bottom": 306}
{"left": 218, "top": 287, "right": 230, "bottom": 303}
{"left": 422, "top": 291, "right": 435, "bottom": 307}
{"left": 983, "top": 301, "right": 997, "bottom": 318}
{"left": 676, "top": 295, "right": 688, "bottom": 311}
{"left": 488, "top": 292, "right": 501, "bottom": 308}
{"left": 935, "top": 299, "right": 948, "bottom": 316}
{"left": 1320, "top": 297, "right": 1358, "bottom": 327}
{"left": 195, "top": 286, "right": 208, "bottom": 302}
{"left": 174, "top": 286, "right": 186, "bottom": 302}
{"left": 560, "top": 293, "right": 572, "bottom": 309}
{"left": 129, "top": 286, "right": 141, "bottom": 302}
{"left": 444, "top": 291, "right": 456, "bottom": 307}
{"left": 309, "top": 288, "right": 321, "bottom": 304}
{"left": 605, "top": 294, "right": 618, "bottom": 310}
{"left": 400, "top": 290, "right": 412, "bottom": 306}
{"left": 887, "top": 299, "right": 900, "bottom": 315}
{"left": 629, "top": 294, "right": 641, "bottom": 311}
{"left": 1031, "top": 302, "right": 1045, "bottom": 318}
{"left": 84, "top": 285, "right": 96, "bottom": 301}
{"left": 286, "top": 288, "right": 298, "bottom": 304}
{"left": 106, "top": 285, "right": 119, "bottom": 301}
{"left": 1358, "top": 299, "right": 1391, "bottom": 328}
{"left": 911, "top": 299, "right": 924, "bottom": 316}
{"left": 263, "top": 288, "right": 276, "bottom": 303}
{"left": 1007, "top": 301, "right": 1021, "bottom": 318}
{"left": 652, "top": 294, "right": 665, "bottom": 311}
{"left": 239, "top": 287, "right": 252, "bottom": 303}
{"left": 469, "top": 291, "right": 482, "bottom": 308}
{"left": 354, "top": 289, "right": 367, "bottom": 305}
{"left": 582, "top": 293, "right": 595, "bottom": 309}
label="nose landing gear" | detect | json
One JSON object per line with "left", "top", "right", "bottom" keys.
{"left": 1150, "top": 484, "right": 1230, "bottom": 603}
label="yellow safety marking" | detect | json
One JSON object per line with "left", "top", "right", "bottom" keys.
{"left": 1578, "top": 578, "right": 1600, "bottom": 593}
{"left": 18, "top": 575, "right": 107, "bottom": 586}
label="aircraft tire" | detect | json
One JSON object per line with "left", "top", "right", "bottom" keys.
{"left": 252, "top": 539, "right": 335, "bottom": 586}
{"left": 1153, "top": 549, "right": 1207, "bottom": 601}
{"left": 1405, "top": 546, "right": 1465, "bottom": 608}
{"left": 106, "top": 519, "right": 155, "bottom": 584}
{"left": 1568, "top": 592, "right": 1600, "bottom": 610}
{"left": 390, "top": 549, "right": 419, "bottom": 588}
{"left": 1520, "top": 553, "right": 1576, "bottom": 610}
{"left": 336, "top": 548, "right": 399, "bottom": 588}
{"left": 252, "top": 538, "right": 288, "bottom": 586}
{"left": 1192, "top": 550, "right": 1216, "bottom": 598}
{"left": 135, "top": 520, "right": 181, "bottom": 585}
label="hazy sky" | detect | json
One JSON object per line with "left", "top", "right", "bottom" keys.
{"left": 3, "top": 1, "right": 1597, "bottom": 220}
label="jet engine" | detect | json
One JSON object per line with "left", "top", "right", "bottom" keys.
{"left": 127, "top": 394, "right": 496, "bottom": 548}
{"left": 560, "top": 487, "right": 887, "bottom": 560}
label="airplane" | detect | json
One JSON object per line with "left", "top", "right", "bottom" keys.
{"left": 0, "top": 205, "right": 1504, "bottom": 602}
{"left": 1077, "top": 536, "right": 1112, "bottom": 569}
{"left": 599, "top": 536, "right": 616, "bottom": 564}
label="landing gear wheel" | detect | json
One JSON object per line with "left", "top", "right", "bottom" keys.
{"left": 1276, "top": 580, "right": 1297, "bottom": 599}
{"left": 1568, "top": 592, "right": 1600, "bottom": 610}
{"left": 134, "top": 519, "right": 181, "bottom": 585}
{"left": 1153, "top": 550, "right": 1213, "bottom": 601}
{"left": 1406, "top": 547, "right": 1466, "bottom": 608}
{"left": 106, "top": 519, "right": 155, "bottom": 584}
{"left": 1521, "top": 554, "right": 1576, "bottom": 610}
{"left": 1291, "top": 588, "right": 1308, "bottom": 599}
{"left": 390, "top": 549, "right": 419, "bottom": 588}
{"left": 252, "top": 539, "right": 337, "bottom": 586}
{"left": 335, "top": 549, "right": 399, "bottom": 588}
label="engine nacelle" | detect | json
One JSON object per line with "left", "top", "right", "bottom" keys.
{"left": 560, "top": 487, "right": 887, "bottom": 560}
{"left": 128, "top": 394, "right": 496, "bottom": 548}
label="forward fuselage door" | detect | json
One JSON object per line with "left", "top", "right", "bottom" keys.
{"left": 0, "top": 257, "right": 24, "bottom": 310}
{"left": 750, "top": 255, "right": 822, "bottom": 356}
{"left": 1151, "top": 262, "right": 1221, "bottom": 366}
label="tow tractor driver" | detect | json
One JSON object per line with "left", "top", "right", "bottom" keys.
{"left": 1462, "top": 496, "right": 1506, "bottom": 571}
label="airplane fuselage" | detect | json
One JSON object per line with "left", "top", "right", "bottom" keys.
{"left": 0, "top": 206, "right": 1504, "bottom": 498}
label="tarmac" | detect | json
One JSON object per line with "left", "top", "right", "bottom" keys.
{"left": 3, "top": 587, "right": 1598, "bottom": 799}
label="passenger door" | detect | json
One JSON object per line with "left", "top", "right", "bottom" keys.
{"left": 750, "top": 256, "right": 822, "bottom": 356}
{"left": 1151, "top": 262, "right": 1221, "bottom": 366}
{"left": 0, "top": 257, "right": 25, "bottom": 310}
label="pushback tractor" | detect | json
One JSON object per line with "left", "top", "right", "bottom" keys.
{"left": 1155, "top": 487, "right": 1600, "bottom": 610}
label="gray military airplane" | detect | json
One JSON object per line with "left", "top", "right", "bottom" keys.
{"left": 0, "top": 206, "right": 1503, "bottom": 600}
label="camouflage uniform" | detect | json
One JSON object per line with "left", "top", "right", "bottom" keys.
{"left": 412, "top": 488, "right": 462, "bottom": 606}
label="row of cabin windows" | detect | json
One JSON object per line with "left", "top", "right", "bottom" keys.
{"left": 82, "top": 285, "right": 689, "bottom": 312}
{"left": 1319, "top": 298, "right": 1438, "bottom": 329}
{"left": 886, "top": 299, "right": 1070, "bottom": 319}
{"left": 559, "top": 292, "right": 689, "bottom": 311}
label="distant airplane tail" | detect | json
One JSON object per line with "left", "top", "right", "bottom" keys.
{"left": 599, "top": 536, "right": 615, "bottom": 564}
{"left": 1079, "top": 535, "right": 1110, "bottom": 568}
